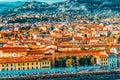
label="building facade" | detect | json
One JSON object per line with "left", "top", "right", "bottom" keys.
{"left": 95, "top": 53, "right": 108, "bottom": 66}
{"left": 0, "top": 57, "right": 51, "bottom": 71}
{"left": 108, "top": 53, "right": 118, "bottom": 69}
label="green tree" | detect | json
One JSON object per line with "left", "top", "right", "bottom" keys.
{"left": 66, "top": 59, "right": 75, "bottom": 67}
{"left": 55, "top": 56, "right": 77, "bottom": 67}
{"left": 79, "top": 56, "right": 88, "bottom": 66}
{"left": 79, "top": 55, "right": 96, "bottom": 66}
{"left": 86, "top": 55, "right": 93, "bottom": 65}
{"left": 91, "top": 57, "right": 96, "bottom": 65}
{"left": 55, "top": 57, "right": 64, "bottom": 67}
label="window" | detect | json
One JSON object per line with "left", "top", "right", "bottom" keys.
{"left": 2, "top": 64, "right": 4, "bottom": 67}
{"left": 32, "top": 67, "right": 34, "bottom": 69}
{"left": 18, "top": 68, "right": 20, "bottom": 70}
{"left": 11, "top": 64, "right": 13, "bottom": 66}
{"left": 18, "top": 63, "right": 20, "bottom": 66}
{"left": 6, "top": 68, "right": 8, "bottom": 71}
{"left": 2, "top": 68, "right": 4, "bottom": 71}
{"left": 27, "top": 63, "right": 29, "bottom": 65}
{"left": 36, "top": 62, "right": 38, "bottom": 65}
{"left": 32, "top": 63, "right": 34, "bottom": 65}
{"left": 11, "top": 68, "right": 13, "bottom": 70}
{"left": 6, "top": 64, "right": 8, "bottom": 67}
{"left": 47, "top": 62, "right": 49, "bottom": 64}
{"left": 36, "top": 67, "right": 38, "bottom": 69}
{"left": 42, "top": 66, "right": 49, "bottom": 68}
{"left": 23, "top": 63, "right": 24, "bottom": 66}
{"left": 23, "top": 67, "right": 25, "bottom": 70}
{"left": 27, "top": 67, "right": 29, "bottom": 70}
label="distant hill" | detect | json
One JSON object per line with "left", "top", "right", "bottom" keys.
{"left": 1, "top": 0, "right": 120, "bottom": 23}
{"left": 2, "top": 0, "right": 120, "bottom": 15}
{"left": 0, "top": 1, "right": 25, "bottom": 15}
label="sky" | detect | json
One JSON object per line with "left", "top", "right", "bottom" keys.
{"left": 0, "top": 0, "right": 65, "bottom": 3}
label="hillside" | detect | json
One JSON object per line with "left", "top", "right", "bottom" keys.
{"left": 0, "top": 1, "right": 25, "bottom": 15}
{"left": 1, "top": 0, "right": 120, "bottom": 23}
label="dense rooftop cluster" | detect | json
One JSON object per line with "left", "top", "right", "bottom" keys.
{"left": 0, "top": 0, "right": 120, "bottom": 79}
{"left": 0, "top": 21, "right": 120, "bottom": 68}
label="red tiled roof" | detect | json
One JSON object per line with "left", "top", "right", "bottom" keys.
{"left": 0, "top": 47, "right": 27, "bottom": 52}
{"left": 117, "top": 53, "right": 120, "bottom": 57}
{"left": 0, "top": 56, "right": 42, "bottom": 63}
{"left": 94, "top": 53, "right": 108, "bottom": 58}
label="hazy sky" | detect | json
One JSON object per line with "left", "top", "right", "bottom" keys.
{"left": 0, "top": 0, "right": 65, "bottom": 3}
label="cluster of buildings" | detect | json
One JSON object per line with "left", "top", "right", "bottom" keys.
{"left": 0, "top": 46, "right": 53, "bottom": 71}
{"left": 94, "top": 48, "right": 120, "bottom": 69}
{"left": 0, "top": 56, "right": 51, "bottom": 71}
{"left": 0, "top": 22, "right": 120, "bottom": 72}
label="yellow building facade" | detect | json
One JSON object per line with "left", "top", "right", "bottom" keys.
{"left": 99, "top": 57, "right": 108, "bottom": 66}
{"left": 40, "top": 60, "right": 51, "bottom": 70}
{"left": 0, "top": 57, "right": 51, "bottom": 71}
{"left": 95, "top": 53, "right": 108, "bottom": 66}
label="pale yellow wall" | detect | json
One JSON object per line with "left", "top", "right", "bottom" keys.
{"left": 0, "top": 60, "right": 51, "bottom": 71}
{"left": 0, "top": 63, "right": 15, "bottom": 71}
{"left": 41, "top": 61, "right": 51, "bottom": 70}
{"left": 15, "top": 62, "right": 41, "bottom": 70}
{"left": 100, "top": 58, "right": 108, "bottom": 66}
